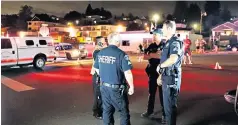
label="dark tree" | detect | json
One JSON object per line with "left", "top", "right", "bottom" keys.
{"left": 99, "top": 8, "right": 112, "bottom": 19}
{"left": 221, "top": 5, "right": 232, "bottom": 22}
{"left": 173, "top": 1, "right": 188, "bottom": 23}
{"left": 121, "top": 13, "right": 125, "bottom": 18}
{"left": 92, "top": 8, "right": 100, "bottom": 16}
{"left": 186, "top": 3, "right": 201, "bottom": 27}
{"left": 128, "top": 13, "right": 134, "bottom": 20}
{"left": 85, "top": 4, "right": 93, "bottom": 16}
{"left": 34, "top": 14, "right": 52, "bottom": 22}
{"left": 1, "top": 14, "right": 18, "bottom": 27}
{"left": 166, "top": 14, "right": 175, "bottom": 21}
{"left": 204, "top": 1, "right": 222, "bottom": 31}
{"left": 17, "top": 5, "right": 33, "bottom": 30}
{"left": 204, "top": 1, "right": 221, "bottom": 16}
{"left": 64, "top": 11, "right": 82, "bottom": 21}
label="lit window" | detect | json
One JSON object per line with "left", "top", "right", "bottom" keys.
{"left": 122, "top": 40, "right": 130, "bottom": 46}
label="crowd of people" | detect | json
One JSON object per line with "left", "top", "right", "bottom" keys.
{"left": 89, "top": 15, "right": 224, "bottom": 125}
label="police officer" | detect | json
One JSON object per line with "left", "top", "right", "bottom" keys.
{"left": 90, "top": 36, "right": 107, "bottom": 119}
{"left": 141, "top": 29, "right": 166, "bottom": 123}
{"left": 93, "top": 32, "right": 134, "bottom": 125}
{"left": 156, "top": 20, "right": 184, "bottom": 125}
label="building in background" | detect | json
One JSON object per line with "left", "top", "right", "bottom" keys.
{"left": 212, "top": 19, "right": 238, "bottom": 36}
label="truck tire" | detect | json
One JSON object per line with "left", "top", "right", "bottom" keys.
{"left": 66, "top": 53, "right": 72, "bottom": 60}
{"left": 33, "top": 57, "right": 46, "bottom": 70}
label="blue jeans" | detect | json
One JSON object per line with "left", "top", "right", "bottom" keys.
{"left": 100, "top": 85, "right": 130, "bottom": 125}
{"left": 162, "top": 75, "right": 181, "bottom": 125}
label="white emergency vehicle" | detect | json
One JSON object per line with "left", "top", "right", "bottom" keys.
{"left": 1, "top": 37, "right": 56, "bottom": 69}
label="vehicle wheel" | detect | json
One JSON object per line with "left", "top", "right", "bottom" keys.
{"left": 66, "top": 53, "right": 72, "bottom": 60}
{"left": 33, "top": 57, "right": 46, "bottom": 70}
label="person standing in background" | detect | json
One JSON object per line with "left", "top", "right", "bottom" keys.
{"left": 183, "top": 35, "right": 192, "bottom": 64}
{"left": 138, "top": 43, "right": 144, "bottom": 62}
{"left": 195, "top": 39, "right": 200, "bottom": 53}
{"left": 141, "top": 29, "right": 166, "bottom": 124}
{"left": 90, "top": 36, "right": 107, "bottom": 120}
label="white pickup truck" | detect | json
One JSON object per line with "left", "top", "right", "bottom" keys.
{"left": 1, "top": 37, "right": 56, "bottom": 70}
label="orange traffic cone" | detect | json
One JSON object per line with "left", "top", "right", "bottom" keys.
{"left": 214, "top": 62, "right": 222, "bottom": 69}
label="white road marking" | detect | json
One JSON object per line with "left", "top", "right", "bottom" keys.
{"left": 1, "top": 75, "right": 35, "bottom": 92}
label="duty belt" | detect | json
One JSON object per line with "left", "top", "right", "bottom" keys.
{"left": 101, "top": 82, "right": 124, "bottom": 89}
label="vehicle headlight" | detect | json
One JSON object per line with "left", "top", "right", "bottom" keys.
{"left": 72, "top": 50, "right": 80, "bottom": 56}
{"left": 232, "top": 47, "right": 237, "bottom": 52}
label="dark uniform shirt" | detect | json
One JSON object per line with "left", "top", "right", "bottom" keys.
{"left": 93, "top": 50, "right": 100, "bottom": 60}
{"left": 93, "top": 45, "right": 133, "bottom": 85}
{"left": 160, "top": 35, "right": 183, "bottom": 87}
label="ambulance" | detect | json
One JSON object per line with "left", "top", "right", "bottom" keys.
{"left": 1, "top": 37, "right": 56, "bottom": 70}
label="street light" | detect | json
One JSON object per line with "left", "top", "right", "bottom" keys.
{"left": 117, "top": 25, "right": 123, "bottom": 32}
{"left": 67, "top": 22, "right": 73, "bottom": 26}
{"left": 193, "top": 24, "right": 198, "bottom": 30}
{"left": 75, "top": 20, "right": 79, "bottom": 25}
{"left": 68, "top": 27, "right": 76, "bottom": 37}
{"left": 200, "top": 11, "right": 207, "bottom": 34}
{"left": 153, "top": 14, "right": 160, "bottom": 28}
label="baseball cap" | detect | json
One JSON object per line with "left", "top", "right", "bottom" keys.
{"left": 152, "top": 28, "right": 163, "bottom": 35}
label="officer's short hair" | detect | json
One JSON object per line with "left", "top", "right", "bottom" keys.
{"left": 96, "top": 36, "right": 104, "bottom": 47}
{"left": 107, "top": 32, "right": 120, "bottom": 44}
{"left": 96, "top": 36, "right": 103, "bottom": 39}
{"left": 164, "top": 20, "right": 176, "bottom": 31}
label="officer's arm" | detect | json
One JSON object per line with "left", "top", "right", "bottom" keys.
{"left": 160, "top": 54, "right": 178, "bottom": 68}
{"left": 122, "top": 54, "right": 134, "bottom": 88}
{"left": 93, "top": 54, "right": 100, "bottom": 75}
{"left": 160, "top": 41, "right": 182, "bottom": 68}
{"left": 124, "top": 70, "right": 134, "bottom": 89}
{"left": 91, "top": 51, "right": 97, "bottom": 75}
{"left": 90, "top": 61, "right": 96, "bottom": 75}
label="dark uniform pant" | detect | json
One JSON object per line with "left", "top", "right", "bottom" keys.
{"left": 100, "top": 84, "right": 130, "bottom": 125}
{"left": 147, "top": 77, "right": 165, "bottom": 116}
{"left": 92, "top": 74, "right": 102, "bottom": 116}
{"left": 162, "top": 75, "right": 180, "bottom": 125}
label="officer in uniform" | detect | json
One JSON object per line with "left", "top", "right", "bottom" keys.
{"left": 90, "top": 36, "right": 107, "bottom": 119}
{"left": 93, "top": 32, "right": 134, "bottom": 125}
{"left": 141, "top": 29, "right": 166, "bottom": 123}
{"left": 156, "top": 20, "right": 184, "bottom": 125}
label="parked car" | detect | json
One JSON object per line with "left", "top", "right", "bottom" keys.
{"left": 54, "top": 43, "right": 87, "bottom": 60}
{"left": 226, "top": 43, "right": 238, "bottom": 51}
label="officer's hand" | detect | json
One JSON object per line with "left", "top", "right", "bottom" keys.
{"left": 156, "top": 64, "right": 163, "bottom": 74}
{"left": 128, "top": 87, "right": 134, "bottom": 95}
{"left": 157, "top": 75, "right": 162, "bottom": 86}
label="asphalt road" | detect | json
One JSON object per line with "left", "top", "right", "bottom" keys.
{"left": 1, "top": 53, "right": 238, "bottom": 125}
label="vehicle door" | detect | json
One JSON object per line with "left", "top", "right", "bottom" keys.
{"left": 1, "top": 38, "right": 18, "bottom": 66}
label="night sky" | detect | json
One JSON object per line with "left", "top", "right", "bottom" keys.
{"left": 2, "top": 1, "right": 238, "bottom": 17}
